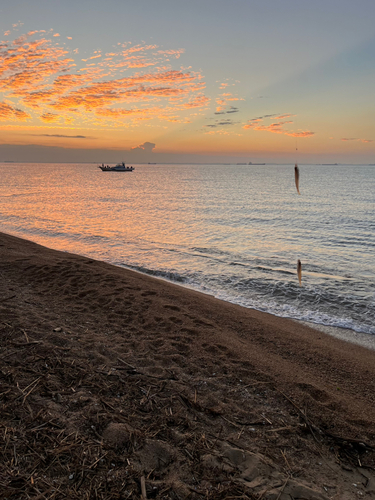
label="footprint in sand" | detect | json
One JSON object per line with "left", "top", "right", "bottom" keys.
{"left": 296, "top": 382, "right": 330, "bottom": 403}
{"left": 178, "top": 327, "right": 199, "bottom": 337}
{"left": 169, "top": 316, "right": 183, "bottom": 325}
{"left": 141, "top": 290, "right": 157, "bottom": 297}
{"left": 164, "top": 304, "right": 181, "bottom": 312}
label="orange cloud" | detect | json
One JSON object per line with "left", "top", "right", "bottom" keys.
{"left": 45, "top": 70, "right": 202, "bottom": 114}
{"left": 244, "top": 118, "right": 263, "bottom": 126}
{"left": 0, "top": 30, "right": 207, "bottom": 127}
{"left": 157, "top": 49, "right": 184, "bottom": 59}
{"left": 215, "top": 92, "right": 242, "bottom": 114}
{"left": 286, "top": 130, "right": 314, "bottom": 137}
{"left": 205, "top": 129, "right": 230, "bottom": 135}
{"left": 98, "top": 93, "right": 209, "bottom": 124}
{"left": 182, "top": 94, "right": 210, "bottom": 108}
{"left": 244, "top": 115, "right": 314, "bottom": 138}
{"left": 40, "top": 112, "right": 60, "bottom": 123}
{"left": 95, "top": 107, "right": 154, "bottom": 122}
{"left": 126, "top": 44, "right": 158, "bottom": 53}
{"left": 0, "top": 101, "right": 30, "bottom": 121}
{"left": 0, "top": 35, "right": 75, "bottom": 93}
{"left": 274, "top": 113, "right": 295, "bottom": 119}
{"left": 258, "top": 121, "right": 294, "bottom": 133}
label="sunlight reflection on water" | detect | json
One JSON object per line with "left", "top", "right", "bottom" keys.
{"left": 0, "top": 162, "right": 374, "bottom": 335}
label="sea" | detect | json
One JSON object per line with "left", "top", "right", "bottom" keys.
{"left": 1, "top": 162, "right": 374, "bottom": 343}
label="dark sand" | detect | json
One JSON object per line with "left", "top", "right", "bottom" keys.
{"left": 1, "top": 231, "right": 375, "bottom": 499}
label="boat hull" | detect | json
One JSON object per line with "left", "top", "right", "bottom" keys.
{"left": 99, "top": 164, "right": 134, "bottom": 172}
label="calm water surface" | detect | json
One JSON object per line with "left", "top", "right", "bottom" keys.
{"left": 1, "top": 163, "right": 374, "bottom": 336}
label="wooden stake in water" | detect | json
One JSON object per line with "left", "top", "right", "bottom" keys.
{"left": 297, "top": 259, "right": 302, "bottom": 286}
{"left": 295, "top": 164, "right": 300, "bottom": 195}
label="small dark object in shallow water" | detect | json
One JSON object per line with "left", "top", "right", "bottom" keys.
{"left": 297, "top": 259, "right": 302, "bottom": 286}
{"left": 295, "top": 164, "right": 300, "bottom": 195}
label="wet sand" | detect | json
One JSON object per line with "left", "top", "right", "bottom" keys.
{"left": 300, "top": 321, "right": 375, "bottom": 351}
{"left": 1, "top": 231, "right": 375, "bottom": 499}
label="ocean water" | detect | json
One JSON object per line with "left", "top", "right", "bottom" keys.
{"left": 0, "top": 162, "right": 374, "bottom": 337}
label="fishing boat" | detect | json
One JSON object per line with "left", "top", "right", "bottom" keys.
{"left": 99, "top": 162, "right": 134, "bottom": 172}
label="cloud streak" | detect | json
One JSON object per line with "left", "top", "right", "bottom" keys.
{"left": 204, "top": 118, "right": 237, "bottom": 129}
{"left": 30, "top": 134, "right": 89, "bottom": 138}
{"left": 244, "top": 114, "right": 314, "bottom": 138}
{"left": 341, "top": 137, "right": 373, "bottom": 143}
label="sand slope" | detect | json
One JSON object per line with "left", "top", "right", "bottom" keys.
{"left": 1, "top": 232, "right": 375, "bottom": 499}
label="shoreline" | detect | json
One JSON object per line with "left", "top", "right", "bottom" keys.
{"left": 1, "top": 230, "right": 375, "bottom": 498}
{"left": 299, "top": 320, "right": 375, "bottom": 351}
{"left": 149, "top": 275, "right": 375, "bottom": 352}
{"left": 3, "top": 229, "right": 374, "bottom": 352}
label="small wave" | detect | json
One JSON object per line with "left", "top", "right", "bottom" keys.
{"left": 1, "top": 192, "right": 41, "bottom": 198}
{"left": 255, "top": 266, "right": 295, "bottom": 276}
{"left": 212, "top": 289, "right": 375, "bottom": 335}
{"left": 122, "top": 264, "right": 189, "bottom": 284}
{"left": 191, "top": 246, "right": 229, "bottom": 257}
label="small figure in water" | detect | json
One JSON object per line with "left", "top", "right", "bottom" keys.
{"left": 295, "top": 164, "right": 300, "bottom": 195}
{"left": 297, "top": 259, "right": 302, "bottom": 286}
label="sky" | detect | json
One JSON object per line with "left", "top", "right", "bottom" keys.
{"left": 0, "top": 0, "right": 374, "bottom": 164}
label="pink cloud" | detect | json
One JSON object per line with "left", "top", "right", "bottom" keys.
{"left": 285, "top": 130, "right": 314, "bottom": 138}
{"left": 183, "top": 94, "right": 210, "bottom": 108}
{"left": 274, "top": 113, "right": 295, "bottom": 119}
{"left": 341, "top": 137, "right": 373, "bottom": 143}
{"left": 244, "top": 115, "right": 314, "bottom": 138}
{"left": 157, "top": 49, "right": 184, "bottom": 59}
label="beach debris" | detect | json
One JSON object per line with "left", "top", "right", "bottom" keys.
{"left": 297, "top": 260, "right": 302, "bottom": 286}
{"left": 0, "top": 294, "right": 16, "bottom": 303}
{"left": 141, "top": 475, "right": 147, "bottom": 499}
{"left": 295, "top": 164, "right": 301, "bottom": 195}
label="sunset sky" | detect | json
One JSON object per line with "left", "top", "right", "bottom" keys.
{"left": 1, "top": 0, "right": 374, "bottom": 164}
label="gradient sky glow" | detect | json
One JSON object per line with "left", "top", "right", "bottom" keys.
{"left": 1, "top": 0, "right": 374, "bottom": 163}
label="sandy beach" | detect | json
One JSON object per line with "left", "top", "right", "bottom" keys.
{"left": 1, "top": 231, "right": 375, "bottom": 499}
